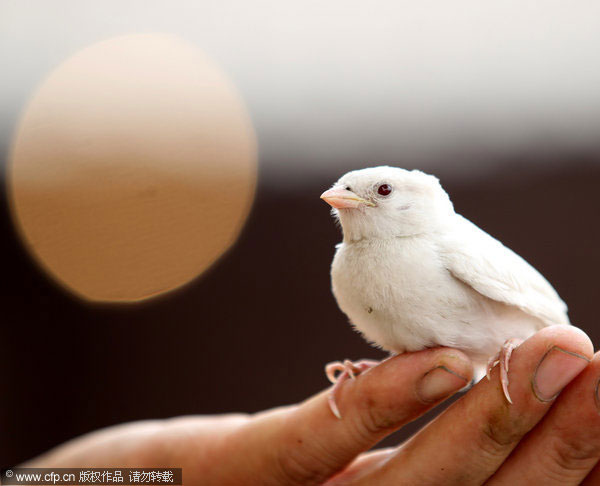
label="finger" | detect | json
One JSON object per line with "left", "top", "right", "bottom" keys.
{"left": 488, "top": 351, "right": 600, "bottom": 485}
{"left": 324, "top": 448, "right": 395, "bottom": 485}
{"left": 23, "top": 414, "right": 252, "bottom": 468}
{"left": 356, "top": 326, "right": 593, "bottom": 486}
{"left": 242, "top": 348, "right": 473, "bottom": 486}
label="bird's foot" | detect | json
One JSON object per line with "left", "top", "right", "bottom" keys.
{"left": 486, "top": 338, "right": 523, "bottom": 404}
{"left": 325, "top": 359, "right": 379, "bottom": 419}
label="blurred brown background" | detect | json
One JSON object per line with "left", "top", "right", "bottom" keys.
{"left": 2, "top": 0, "right": 600, "bottom": 468}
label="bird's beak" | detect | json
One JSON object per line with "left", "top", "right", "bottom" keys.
{"left": 320, "top": 187, "right": 374, "bottom": 209}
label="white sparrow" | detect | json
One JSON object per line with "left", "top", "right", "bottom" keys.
{"left": 321, "top": 166, "right": 570, "bottom": 418}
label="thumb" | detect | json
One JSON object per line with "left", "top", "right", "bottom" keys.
{"left": 252, "top": 348, "right": 473, "bottom": 485}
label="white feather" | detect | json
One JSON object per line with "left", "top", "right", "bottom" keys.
{"left": 440, "top": 215, "right": 569, "bottom": 327}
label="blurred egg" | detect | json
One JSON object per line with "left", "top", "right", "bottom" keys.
{"left": 8, "top": 34, "right": 257, "bottom": 302}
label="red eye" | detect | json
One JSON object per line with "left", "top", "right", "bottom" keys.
{"left": 377, "top": 184, "right": 392, "bottom": 196}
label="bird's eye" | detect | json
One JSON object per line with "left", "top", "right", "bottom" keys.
{"left": 345, "top": 186, "right": 352, "bottom": 191}
{"left": 377, "top": 183, "right": 392, "bottom": 196}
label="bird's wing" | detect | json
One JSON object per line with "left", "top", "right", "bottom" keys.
{"left": 439, "top": 215, "right": 569, "bottom": 326}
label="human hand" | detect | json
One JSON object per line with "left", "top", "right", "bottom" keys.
{"left": 27, "top": 326, "right": 600, "bottom": 485}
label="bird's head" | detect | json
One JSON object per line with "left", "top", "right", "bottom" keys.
{"left": 321, "top": 166, "right": 454, "bottom": 241}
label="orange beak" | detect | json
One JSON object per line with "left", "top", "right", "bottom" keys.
{"left": 320, "top": 187, "right": 374, "bottom": 209}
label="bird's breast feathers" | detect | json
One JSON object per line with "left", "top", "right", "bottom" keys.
{"left": 331, "top": 225, "right": 568, "bottom": 357}
{"left": 331, "top": 236, "right": 466, "bottom": 352}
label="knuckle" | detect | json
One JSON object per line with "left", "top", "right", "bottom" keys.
{"left": 477, "top": 411, "right": 525, "bottom": 458}
{"left": 273, "top": 439, "right": 338, "bottom": 486}
{"left": 356, "top": 393, "right": 398, "bottom": 437}
{"left": 274, "top": 450, "right": 327, "bottom": 486}
{"left": 546, "top": 434, "right": 600, "bottom": 474}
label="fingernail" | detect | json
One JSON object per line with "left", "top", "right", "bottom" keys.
{"left": 417, "top": 366, "right": 469, "bottom": 403}
{"left": 533, "top": 346, "right": 590, "bottom": 402}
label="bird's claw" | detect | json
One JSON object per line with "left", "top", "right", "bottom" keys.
{"left": 486, "top": 338, "right": 523, "bottom": 404}
{"left": 325, "top": 359, "right": 379, "bottom": 419}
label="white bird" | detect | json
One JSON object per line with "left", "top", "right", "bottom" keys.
{"left": 320, "top": 166, "right": 570, "bottom": 418}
